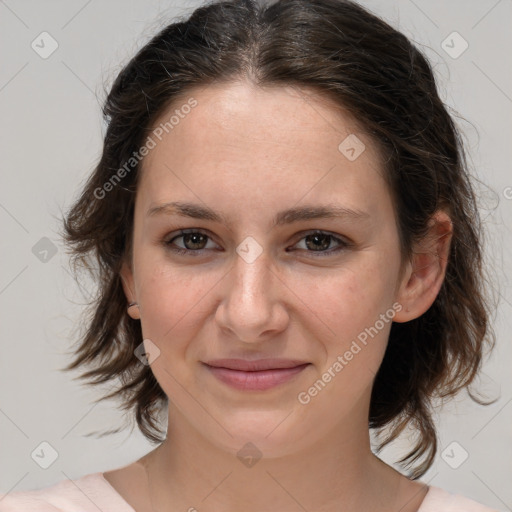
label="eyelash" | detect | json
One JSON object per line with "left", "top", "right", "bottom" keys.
{"left": 163, "top": 229, "right": 351, "bottom": 258}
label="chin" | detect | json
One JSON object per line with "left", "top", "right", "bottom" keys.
{"left": 202, "top": 411, "right": 312, "bottom": 460}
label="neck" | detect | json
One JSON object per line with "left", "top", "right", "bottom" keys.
{"left": 141, "top": 408, "right": 409, "bottom": 512}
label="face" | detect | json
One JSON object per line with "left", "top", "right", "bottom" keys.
{"left": 121, "top": 81, "right": 419, "bottom": 458}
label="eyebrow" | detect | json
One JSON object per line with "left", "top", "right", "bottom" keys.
{"left": 147, "top": 201, "right": 370, "bottom": 227}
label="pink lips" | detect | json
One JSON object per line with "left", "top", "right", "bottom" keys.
{"left": 203, "top": 359, "right": 310, "bottom": 391}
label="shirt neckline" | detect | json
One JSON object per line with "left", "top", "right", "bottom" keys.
{"left": 97, "top": 472, "right": 434, "bottom": 512}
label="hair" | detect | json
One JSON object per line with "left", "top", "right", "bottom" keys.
{"left": 61, "top": 0, "right": 496, "bottom": 479}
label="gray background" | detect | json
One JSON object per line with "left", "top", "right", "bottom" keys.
{"left": 0, "top": 0, "right": 511, "bottom": 509}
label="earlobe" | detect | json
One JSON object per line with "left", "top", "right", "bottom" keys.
{"left": 120, "top": 260, "right": 140, "bottom": 320}
{"left": 393, "top": 211, "right": 453, "bottom": 323}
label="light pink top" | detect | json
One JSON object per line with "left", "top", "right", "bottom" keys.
{"left": 0, "top": 471, "right": 503, "bottom": 511}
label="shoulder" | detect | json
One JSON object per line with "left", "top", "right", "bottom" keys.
{"left": 420, "top": 485, "right": 503, "bottom": 512}
{"left": 0, "top": 472, "right": 129, "bottom": 512}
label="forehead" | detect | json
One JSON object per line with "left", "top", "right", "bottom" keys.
{"left": 147, "top": 80, "right": 370, "bottom": 157}
{"left": 137, "top": 81, "right": 390, "bottom": 221}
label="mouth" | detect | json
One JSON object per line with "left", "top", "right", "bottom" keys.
{"left": 202, "top": 359, "right": 311, "bottom": 391}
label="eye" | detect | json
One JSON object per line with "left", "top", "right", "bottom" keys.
{"left": 164, "top": 229, "right": 217, "bottom": 256}
{"left": 163, "top": 229, "right": 350, "bottom": 257}
{"left": 289, "top": 230, "right": 350, "bottom": 257}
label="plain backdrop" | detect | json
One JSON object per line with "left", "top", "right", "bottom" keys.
{"left": 0, "top": 0, "right": 511, "bottom": 509}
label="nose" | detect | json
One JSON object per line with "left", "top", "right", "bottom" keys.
{"left": 214, "top": 241, "right": 289, "bottom": 343}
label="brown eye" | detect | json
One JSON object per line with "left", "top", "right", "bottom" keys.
{"left": 292, "top": 231, "right": 349, "bottom": 257}
{"left": 304, "top": 233, "right": 332, "bottom": 251}
{"left": 165, "top": 230, "right": 216, "bottom": 255}
{"left": 164, "top": 229, "right": 350, "bottom": 257}
{"left": 180, "top": 232, "right": 208, "bottom": 250}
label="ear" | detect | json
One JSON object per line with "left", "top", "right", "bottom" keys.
{"left": 120, "top": 260, "right": 140, "bottom": 320}
{"left": 393, "top": 210, "right": 453, "bottom": 323}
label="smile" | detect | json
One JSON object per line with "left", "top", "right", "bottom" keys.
{"left": 203, "top": 362, "right": 311, "bottom": 391}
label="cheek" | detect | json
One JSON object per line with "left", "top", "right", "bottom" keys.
{"left": 135, "top": 261, "right": 215, "bottom": 398}
{"left": 136, "top": 248, "right": 399, "bottom": 342}
{"left": 136, "top": 257, "right": 212, "bottom": 346}
{"left": 301, "top": 257, "right": 399, "bottom": 390}
{"left": 304, "top": 261, "right": 396, "bottom": 340}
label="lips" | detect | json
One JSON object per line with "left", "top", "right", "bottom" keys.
{"left": 204, "top": 358, "right": 309, "bottom": 371}
{"left": 203, "top": 359, "right": 310, "bottom": 391}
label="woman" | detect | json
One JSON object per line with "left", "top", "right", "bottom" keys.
{"left": 0, "top": 0, "right": 503, "bottom": 510}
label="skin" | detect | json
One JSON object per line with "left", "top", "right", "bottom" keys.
{"left": 105, "top": 80, "right": 453, "bottom": 512}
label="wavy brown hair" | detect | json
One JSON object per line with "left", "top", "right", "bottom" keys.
{"left": 61, "top": 0, "right": 497, "bottom": 479}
